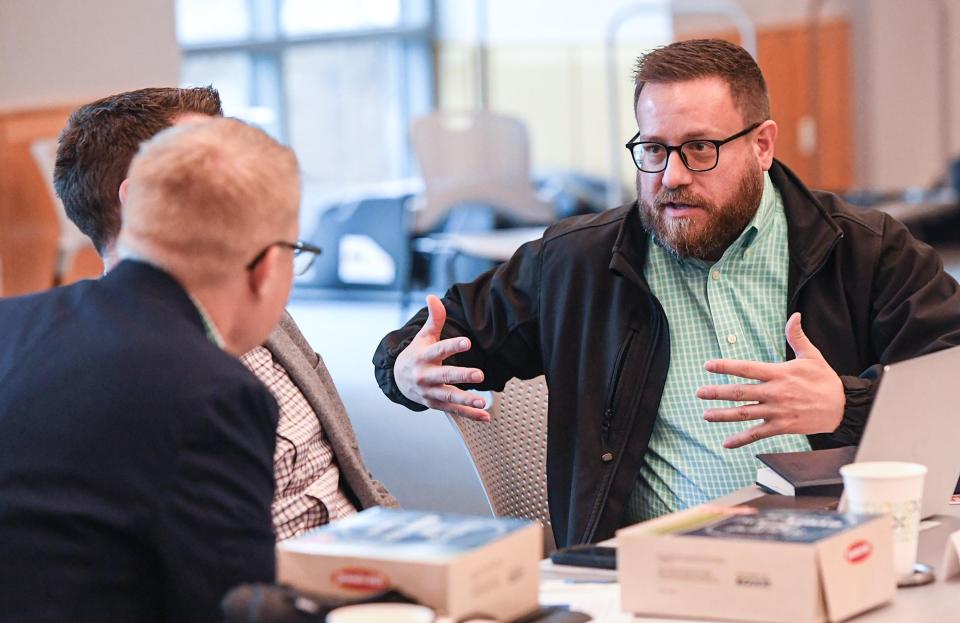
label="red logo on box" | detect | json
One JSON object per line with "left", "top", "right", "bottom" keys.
{"left": 331, "top": 567, "right": 390, "bottom": 592}
{"left": 845, "top": 540, "right": 873, "bottom": 564}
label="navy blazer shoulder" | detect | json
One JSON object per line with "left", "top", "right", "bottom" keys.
{"left": 0, "top": 261, "right": 279, "bottom": 623}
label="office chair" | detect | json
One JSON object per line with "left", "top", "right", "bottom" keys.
{"left": 447, "top": 375, "right": 555, "bottom": 553}
{"left": 403, "top": 111, "right": 554, "bottom": 306}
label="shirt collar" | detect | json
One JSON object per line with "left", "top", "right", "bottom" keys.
{"left": 184, "top": 292, "right": 226, "bottom": 349}
{"left": 739, "top": 170, "right": 778, "bottom": 250}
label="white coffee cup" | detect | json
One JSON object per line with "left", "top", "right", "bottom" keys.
{"left": 839, "top": 461, "right": 927, "bottom": 581}
{"left": 325, "top": 603, "right": 435, "bottom": 623}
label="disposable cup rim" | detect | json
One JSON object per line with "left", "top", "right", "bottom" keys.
{"left": 839, "top": 461, "right": 928, "bottom": 479}
{"left": 326, "top": 603, "right": 436, "bottom": 623}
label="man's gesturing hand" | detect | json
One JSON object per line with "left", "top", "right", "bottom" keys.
{"left": 697, "top": 312, "right": 845, "bottom": 449}
{"left": 394, "top": 295, "right": 491, "bottom": 421}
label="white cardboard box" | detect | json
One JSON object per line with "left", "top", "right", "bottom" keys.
{"left": 277, "top": 507, "right": 541, "bottom": 621}
{"left": 618, "top": 505, "right": 896, "bottom": 623}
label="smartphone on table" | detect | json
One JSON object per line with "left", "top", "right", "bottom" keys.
{"left": 548, "top": 544, "right": 617, "bottom": 570}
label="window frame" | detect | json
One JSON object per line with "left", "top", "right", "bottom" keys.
{"left": 178, "top": 0, "right": 437, "bottom": 148}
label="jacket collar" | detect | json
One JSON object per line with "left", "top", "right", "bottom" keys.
{"left": 769, "top": 159, "right": 844, "bottom": 298}
{"left": 609, "top": 200, "right": 651, "bottom": 290}
{"left": 608, "top": 159, "right": 844, "bottom": 296}
{"left": 104, "top": 259, "right": 208, "bottom": 337}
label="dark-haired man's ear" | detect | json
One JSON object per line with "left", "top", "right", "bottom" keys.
{"left": 118, "top": 178, "right": 129, "bottom": 208}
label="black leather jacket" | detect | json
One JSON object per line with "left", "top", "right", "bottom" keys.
{"left": 374, "top": 161, "right": 960, "bottom": 547}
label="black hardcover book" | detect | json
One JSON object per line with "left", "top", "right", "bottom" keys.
{"left": 755, "top": 446, "right": 857, "bottom": 497}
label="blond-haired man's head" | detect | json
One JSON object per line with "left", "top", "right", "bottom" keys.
{"left": 119, "top": 117, "right": 301, "bottom": 354}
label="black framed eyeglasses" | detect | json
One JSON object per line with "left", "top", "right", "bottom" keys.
{"left": 246, "top": 240, "right": 323, "bottom": 277}
{"left": 625, "top": 121, "right": 763, "bottom": 173}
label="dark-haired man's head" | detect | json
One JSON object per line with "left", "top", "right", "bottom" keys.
{"left": 54, "top": 86, "right": 223, "bottom": 267}
{"left": 631, "top": 39, "right": 778, "bottom": 261}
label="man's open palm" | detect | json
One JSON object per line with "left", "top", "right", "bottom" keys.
{"left": 394, "top": 295, "right": 491, "bottom": 421}
{"left": 697, "top": 312, "right": 845, "bottom": 448}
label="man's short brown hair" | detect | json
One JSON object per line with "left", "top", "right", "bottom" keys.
{"left": 633, "top": 39, "right": 770, "bottom": 125}
{"left": 54, "top": 87, "right": 223, "bottom": 254}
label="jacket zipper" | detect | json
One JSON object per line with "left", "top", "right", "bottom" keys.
{"left": 580, "top": 318, "right": 659, "bottom": 544}
{"left": 601, "top": 331, "right": 635, "bottom": 448}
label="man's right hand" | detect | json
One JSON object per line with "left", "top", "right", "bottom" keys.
{"left": 394, "top": 295, "right": 491, "bottom": 421}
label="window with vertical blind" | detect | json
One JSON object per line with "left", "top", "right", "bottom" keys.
{"left": 176, "top": 0, "right": 435, "bottom": 201}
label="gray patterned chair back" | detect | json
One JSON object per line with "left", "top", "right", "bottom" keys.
{"left": 447, "top": 376, "right": 555, "bottom": 552}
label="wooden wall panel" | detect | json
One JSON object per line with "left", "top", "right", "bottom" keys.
{"left": 0, "top": 104, "right": 102, "bottom": 297}
{"left": 811, "top": 22, "right": 852, "bottom": 192}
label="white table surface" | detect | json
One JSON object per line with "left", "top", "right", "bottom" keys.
{"left": 538, "top": 486, "right": 960, "bottom": 623}
{"left": 417, "top": 227, "right": 547, "bottom": 263}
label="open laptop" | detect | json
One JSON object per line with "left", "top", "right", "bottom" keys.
{"left": 749, "top": 345, "right": 960, "bottom": 519}
{"left": 853, "top": 344, "right": 960, "bottom": 519}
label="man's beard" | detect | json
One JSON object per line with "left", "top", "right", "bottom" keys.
{"left": 637, "top": 167, "right": 763, "bottom": 261}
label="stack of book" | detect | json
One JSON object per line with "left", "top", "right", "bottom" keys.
{"left": 618, "top": 504, "right": 895, "bottom": 623}
{"left": 276, "top": 507, "right": 541, "bottom": 622}
{"left": 755, "top": 446, "right": 857, "bottom": 496}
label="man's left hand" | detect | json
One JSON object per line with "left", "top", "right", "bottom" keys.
{"left": 697, "top": 312, "right": 845, "bottom": 449}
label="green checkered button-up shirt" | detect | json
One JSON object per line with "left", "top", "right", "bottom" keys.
{"left": 624, "top": 172, "right": 811, "bottom": 524}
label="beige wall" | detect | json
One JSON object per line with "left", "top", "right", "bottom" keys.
{"left": 675, "top": 0, "right": 849, "bottom": 31}
{"left": 680, "top": 0, "right": 960, "bottom": 191}
{"left": 438, "top": 0, "right": 960, "bottom": 194}
{"left": 2, "top": 0, "right": 955, "bottom": 191}
{"left": 436, "top": 0, "right": 673, "bottom": 193}
{"left": 0, "top": 0, "right": 180, "bottom": 111}
{"left": 438, "top": 42, "right": 667, "bottom": 184}
{"left": 851, "top": 0, "right": 959, "bottom": 190}
{"left": 0, "top": 0, "right": 179, "bottom": 295}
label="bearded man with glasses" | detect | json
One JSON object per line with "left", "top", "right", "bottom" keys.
{"left": 375, "top": 38, "right": 960, "bottom": 548}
